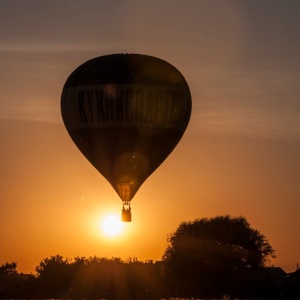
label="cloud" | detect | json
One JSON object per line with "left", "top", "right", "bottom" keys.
{"left": 189, "top": 69, "right": 300, "bottom": 139}
{"left": 0, "top": 98, "right": 61, "bottom": 124}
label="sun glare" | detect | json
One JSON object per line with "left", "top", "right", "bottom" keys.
{"left": 101, "top": 214, "right": 124, "bottom": 237}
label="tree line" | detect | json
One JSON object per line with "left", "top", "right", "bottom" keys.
{"left": 1, "top": 215, "right": 300, "bottom": 299}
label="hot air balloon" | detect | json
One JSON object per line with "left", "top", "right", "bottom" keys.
{"left": 61, "top": 54, "right": 192, "bottom": 222}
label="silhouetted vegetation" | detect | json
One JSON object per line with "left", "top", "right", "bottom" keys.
{"left": 1, "top": 215, "right": 300, "bottom": 299}
{"left": 0, "top": 256, "right": 165, "bottom": 299}
{"left": 162, "top": 215, "right": 276, "bottom": 298}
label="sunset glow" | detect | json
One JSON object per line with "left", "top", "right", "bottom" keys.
{"left": 100, "top": 214, "right": 124, "bottom": 237}
{"left": 0, "top": 1, "right": 299, "bottom": 276}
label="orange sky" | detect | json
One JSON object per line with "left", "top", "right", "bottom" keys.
{"left": 0, "top": 0, "right": 300, "bottom": 274}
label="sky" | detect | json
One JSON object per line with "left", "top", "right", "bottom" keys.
{"left": 0, "top": 0, "right": 300, "bottom": 274}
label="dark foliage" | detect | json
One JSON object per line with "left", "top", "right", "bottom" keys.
{"left": 0, "top": 262, "right": 34, "bottom": 298}
{"left": 0, "top": 262, "right": 17, "bottom": 275}
{"left": 0, "top": 256, "right": 166, "bottom": 299}
{"left": 0, "top": 215, "right": 299, "bottom": 299}
{"left": 162, "top": 215, "right": 276, "bottom": 298}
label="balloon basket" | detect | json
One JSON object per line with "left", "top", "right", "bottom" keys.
{"left": 122, "top": 205, "right": 132, "bottom": 222}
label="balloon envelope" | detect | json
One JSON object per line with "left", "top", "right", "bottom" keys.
{"left": 61, "top": 54, "right": 191, "bottom": 205}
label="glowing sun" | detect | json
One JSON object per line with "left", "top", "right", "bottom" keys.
{"left": 101, "top": 214, "right": 124, "bottom": 237}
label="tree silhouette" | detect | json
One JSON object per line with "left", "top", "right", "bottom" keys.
{"left": 4, "top": 216, "right": 296, "bottom": 299}
{"left": 0, "top": 262, "right": 17, "bottom": 275}
{"left": 31, "top": 255, "right": 166, "bottom": 299}
{"left": 162, "top": 215, "right": 275, "bottom": 298}
{"left": 35, "top": 254, "right": 71, "bottom": 298}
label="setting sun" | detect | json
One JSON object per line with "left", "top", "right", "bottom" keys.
{"left": 101, "top": 214, "right": 124, "bottom": 237}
